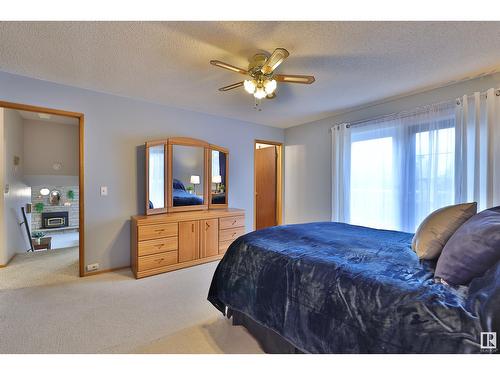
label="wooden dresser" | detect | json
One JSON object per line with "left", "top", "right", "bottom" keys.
{"left": 131, "top": 208, "right": 245, "bottom": 279}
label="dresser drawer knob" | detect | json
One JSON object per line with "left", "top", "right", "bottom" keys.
{"left": 155, "top": 244, "right": 164, "bottom": 248}
{"left": 155, "top": 229, "right": 165, "bottom": 233}
{"left": 156, "top": 258, "right": 165, "bottom": 263}
{"left": 232, "top": 220, "right": 237, "bottom": 225}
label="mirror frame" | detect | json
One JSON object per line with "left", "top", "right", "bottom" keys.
{"left": 167, "top": 137, "right": 210, "bottom": 213}
{"left": 208, "top": 145, "right": 229, "bottom": 209}
{"left": 145, "top": 140, "right": 168, "bottom": 215}
{"left": 145, "top": 137, "right": 230, "bottom": 215}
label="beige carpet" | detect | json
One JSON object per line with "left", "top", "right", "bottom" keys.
{"left": 0, "top": 247, "right": 79, "bottom": 289}
{"left": 0, "top": 248, "right": 263, "bottom": 354}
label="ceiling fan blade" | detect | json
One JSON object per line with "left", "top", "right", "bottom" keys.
{"left": 261, "top": 48, "right": 290, "bottom": 74}
{"left": 210, "top": 60, "right": 248, "bottom": 75}
{"left": 275, "top": 74, "right": 315, "bottom": 84}
{"left": 218, "top": 81, "right": 244, "bottom": 92}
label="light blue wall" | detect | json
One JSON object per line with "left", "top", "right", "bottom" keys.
{"left": 0, "top": 71, "right": 284, "bottom": 271}
{"left": 284, "top": 73, "right": 500, "bottom": 224}
{"left": 1, "top": 108, "right": 32, "bottom": 264}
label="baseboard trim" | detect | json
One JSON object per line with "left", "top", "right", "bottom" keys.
{"left": 83, "top": 265, "right": 130, "bottom": 277}
{"left": 0, "top": 254, "right": 17, "bottom": 268}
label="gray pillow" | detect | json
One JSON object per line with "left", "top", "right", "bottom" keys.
{"left": 435, "top": 206, "right": 500, "bottom": 286}
{"left": 412, "top": 202, "right": 477, "bottom": 259}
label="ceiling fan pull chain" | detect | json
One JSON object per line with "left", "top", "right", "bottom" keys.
{"left": 253, "top": 97, "right": 262, "bottom": 111}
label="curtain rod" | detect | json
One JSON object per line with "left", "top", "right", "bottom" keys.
{"left": 338, "top": 99, "right": 456, "bottom": 129}
{"left": 457, "top": 88, "right": 500, "bottom": 102}
{"left": 332, "top": 87, "right": 499, "bottom": 131}
{"left": 331, "top": 87, "right": 500, "bottom": 132}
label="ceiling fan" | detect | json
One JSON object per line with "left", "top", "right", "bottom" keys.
{"left": 210, "top": 48, "right": 315, "bottom": 100}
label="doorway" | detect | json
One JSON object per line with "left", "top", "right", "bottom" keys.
{"left": 254, "top": 140, "right": 282, "bottom": 230}
{"left": 0, "top": 101, "right": 85, "bottom": 277}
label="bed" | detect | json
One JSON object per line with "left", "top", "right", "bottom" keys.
{"left": 208, "top": 222, "right": 500, "bottom": 354}
{"left": 172, "top": 178, "right": 203, "bottom": 206}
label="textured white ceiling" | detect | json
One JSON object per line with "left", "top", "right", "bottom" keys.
{"left": 1, "top": 22, "right": 499, "bottom": 128}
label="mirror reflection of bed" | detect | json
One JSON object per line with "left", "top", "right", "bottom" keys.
{"left": 172, "top": 145, "right": 204, "bottom": 207}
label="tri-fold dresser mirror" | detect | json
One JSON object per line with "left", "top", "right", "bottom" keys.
{"left": 145, "top": 137, "right": 229, "bottom": 215}
{"left": 133, "top": 137, "right": 242, "bottom": 279}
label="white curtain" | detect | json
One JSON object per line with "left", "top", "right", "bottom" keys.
{"left": 331, "top": 124, "right": 351, "bottom": 222}
{"left": 455, "top": 88, "right": 500, "bottom": 211}
{"left": 332, "top": 101, "right": 457, "bottom": 232}
{"left": 212, "top": 151, "right": 220, "bottom": 178}
{"left": 148, "top": 145, "right": 165, "bottom": 209}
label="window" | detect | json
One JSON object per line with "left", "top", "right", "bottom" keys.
{"left": 337, "top": 102, "right": 457, "bottom": 232}
{"left": 350, "top": 134, "right": 398, "bottom": 230}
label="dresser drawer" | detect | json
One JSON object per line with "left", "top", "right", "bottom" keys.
{"left": 219, "top": 215, "right": 245, "bottom": 230}
{"left": 138, "top": 223, "right": 178, "bottom": 241}
{"left": 138, "top": 237, "right": 178, "bottom": 257}
{"left": 219, "top": 240, "right": 234, "bottom": 254}
{"left": 138, "top": 251, "right": 178, "bottom": 272}
{"left": 219, "top": 227, "right": 245, "bottom": 242}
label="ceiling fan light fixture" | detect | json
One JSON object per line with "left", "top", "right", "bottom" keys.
{"left": 254, "top": 87, "right": 267, "bottom": 100}
{"left": 264, "top": 79, "right": 277, "bottom": 95}
{"left": 244, "top": 79, "right": 257, "bottom": 94}
{"left": 211, "top": 48, "right": 315, "bottom": 102}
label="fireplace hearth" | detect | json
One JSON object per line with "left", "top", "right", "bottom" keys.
{"left": 41, "top": 211, "right": 69, "bottom": 229}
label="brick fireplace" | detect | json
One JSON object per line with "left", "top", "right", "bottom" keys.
{"left": 31, "top": 185, "right": 79, "bottom": 230}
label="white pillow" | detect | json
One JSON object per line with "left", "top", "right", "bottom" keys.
{"left": 412, "top": 202, "right": 477, "bottom": 260}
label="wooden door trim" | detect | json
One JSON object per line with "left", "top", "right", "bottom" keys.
{"left": 0, "top": 101, "right": 86, "bottom": 277}
{"left": 254, "top": 140, "right": 283, "bottom": 230}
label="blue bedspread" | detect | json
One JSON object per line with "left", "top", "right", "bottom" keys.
{"left": 208, "top": 222, "right": 500, "bottom": 353}
{"left": 172, "top": 189, "right": 203, "bottom": 206}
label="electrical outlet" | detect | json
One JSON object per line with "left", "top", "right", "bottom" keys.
{"left": 86, "top": 263, "right": 99, "bottom": 272}
{"left": 100, "top": 186, "right": 108, "bottom": 196}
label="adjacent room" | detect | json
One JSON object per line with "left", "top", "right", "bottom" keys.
{"left": 0, "top": 106, "right": 81, "bottom": 288}
{"left": 0, "top": 20, "right": 499, "bottom": 356}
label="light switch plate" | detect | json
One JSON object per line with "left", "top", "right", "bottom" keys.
{"left": 100, "top": 186, "right": 108, "bottom": 196}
